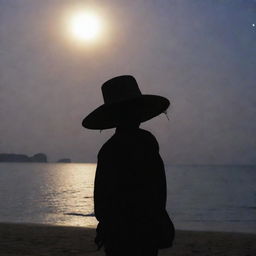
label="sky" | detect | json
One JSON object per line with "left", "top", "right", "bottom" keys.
{"left": 0, "top": 0, "right": 255, "bottom": 164}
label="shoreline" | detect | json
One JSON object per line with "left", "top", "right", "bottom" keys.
{"left": 1, "top": 222, "right": 256, "bottom": 255}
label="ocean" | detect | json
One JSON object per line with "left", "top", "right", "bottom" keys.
{"left": 0, "top": 163, "right": 255, "bottom": 233}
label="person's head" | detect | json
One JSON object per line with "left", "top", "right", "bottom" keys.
{"left": 117, "top": 116, "right": 141, "bottom": 129}
{"left": 82, "top": 75, "right": 170, "bottom": 130}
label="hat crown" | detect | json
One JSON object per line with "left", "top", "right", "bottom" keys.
{"left": 102, "top": 75, "right": 142, "bottom": 104}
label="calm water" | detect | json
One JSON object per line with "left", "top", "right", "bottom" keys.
{"left": 0, "top": 163, "right": 255, "bottom": 233}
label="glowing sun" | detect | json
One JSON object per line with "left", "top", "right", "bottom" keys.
{"left": 69, "top": 11, "right": 102, "bottom": 41}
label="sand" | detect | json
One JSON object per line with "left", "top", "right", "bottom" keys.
{"left": 0, "top": 222, "right": 255, "bottom": 256}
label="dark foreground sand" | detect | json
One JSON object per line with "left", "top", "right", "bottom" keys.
{"left": 0, "top": 223, "right": 255, "bottom": 256}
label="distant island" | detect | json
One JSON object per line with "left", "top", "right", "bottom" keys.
{"left": 0, "top": 153, "right": 72, "bottom": 163}
{"left": 0, "top": 153, "right": 47, "bottom": 163}
{"left": 57, "top": 158, "right": 71, "bottom": 163}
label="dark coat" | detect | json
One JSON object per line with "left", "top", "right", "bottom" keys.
{"left": 94, "top": 127, "right": 173, "bottom": 252}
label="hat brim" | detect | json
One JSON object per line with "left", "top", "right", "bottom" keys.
{"left": 82, "top": 95, "right": 170, "bottom": 130}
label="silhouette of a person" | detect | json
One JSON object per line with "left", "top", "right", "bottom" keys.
{"left": 82, "top": 76, "right": 174, "bottom": 256}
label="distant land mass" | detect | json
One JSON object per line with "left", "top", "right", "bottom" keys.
{"left": 57, "top": 158, "right": 72, "bottom": 163}
{"left": 0, "top": 153, "right": 47, "bottom": 163}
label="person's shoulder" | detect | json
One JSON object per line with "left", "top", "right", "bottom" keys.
{"left": 137, "top": 128, "right": 155, "bottom": 137}
{"left": 137, "top": 128, "right": 159, "bottom": 150}
{"left": 97, "top": 135, "right": 113, "bottom": 157}
{"left": 137, "top": 128, "right": 156, "bottom": 140}
{"left": 98, "top": 128, "right": 159, "bottom": 157}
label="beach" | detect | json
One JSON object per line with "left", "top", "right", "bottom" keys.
{"left": 0, "top": 223, "right": 255, "bottom": 256}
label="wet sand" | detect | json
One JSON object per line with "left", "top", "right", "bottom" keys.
{"left": 0, "top": 222, "right": 255, "bottom": 256}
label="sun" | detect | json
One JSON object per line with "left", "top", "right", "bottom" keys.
{"left": 69, "top": 10, "right": 102, "bottom": 41}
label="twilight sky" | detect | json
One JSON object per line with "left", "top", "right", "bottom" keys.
{"left": 0, "top": 0, "right": 255, "bottom": 164}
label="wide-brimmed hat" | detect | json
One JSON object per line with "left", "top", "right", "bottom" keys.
{"left": 82, "top": 75, "right": 170, "bottom": 130}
